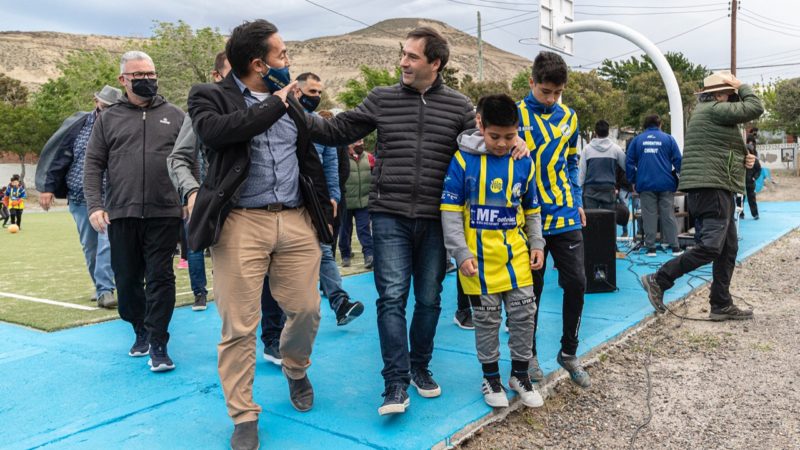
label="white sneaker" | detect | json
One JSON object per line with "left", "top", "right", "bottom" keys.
{"left": 481, "top": 377, "right": 509, "bottom": 408}
{"left": 509, "top": 375, "right": 544, "bottom": 407}
{"left": 671, "top": 248, "right": 684, "bottom": 256}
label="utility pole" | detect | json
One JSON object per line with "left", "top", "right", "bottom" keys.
{"left": 731, "top": 0, "right": 738, "bottom": 75}
{"left": 477, "top": 11, "right": 484, "bottom": 82}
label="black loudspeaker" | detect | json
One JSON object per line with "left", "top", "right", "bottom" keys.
{"left": 582, "top": 209, "right": 617, "bottom": 293}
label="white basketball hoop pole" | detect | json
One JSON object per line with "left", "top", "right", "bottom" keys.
{"left": 556, "top": 20, "right": 684, "bottom": 149}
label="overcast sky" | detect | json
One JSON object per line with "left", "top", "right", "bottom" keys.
{"left": 1, "top": 0, "right": 798, "bottom": 84}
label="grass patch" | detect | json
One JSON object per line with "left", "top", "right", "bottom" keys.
{"left": 683, "top": 332, "right": 721, "bottom": 350}
{"left": 0, "top": 210, "right": 372, "bottom": 331}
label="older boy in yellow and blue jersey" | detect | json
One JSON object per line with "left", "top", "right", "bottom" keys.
{"left": 518, "top": 51, "right": 591, "bottom": 388}
{"left": 442, "top": 94, "right": 546, "bottom": 409}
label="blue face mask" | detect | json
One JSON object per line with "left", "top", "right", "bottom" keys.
{"left": 261, "top": 62, "right": 291, "bottom": 94}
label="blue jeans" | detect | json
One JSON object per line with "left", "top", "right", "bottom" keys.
{"left": 339, "top": 207, "right": 373, "bottom": 258}
{"left": 185, "top": 221, "right": 207, "bottom": 296}
{"left": 69, "top": 202, "right": 114, "bottom": 296}
{"left": 371, "top": 212, "right": 446, "bottom": 387}
{"left": 260, "top": 242, "right": 346, "bottom": 345}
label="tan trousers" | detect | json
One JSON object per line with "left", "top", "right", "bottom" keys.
{"left": 211, "top": 207, "right": 322, "bottom": 424}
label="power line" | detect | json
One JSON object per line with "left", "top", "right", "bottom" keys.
{"left": 462, "top": 10, "right": 537, "bottom": 32}
{"left": 742, "top": 7, "right": 800, "bottom": 31}
{"left": 578, "top": 2, "right": 726, "bottom": 8}
{"left": 739, "top": 17, "right": 800, "bottom": 40}
{"left": 302, "top": 0, "right": 405, "bottom": 38}
{"left": 570, "top": 15, "right": 728, "bottom": 69}
{"left": 446, "top": 0, "right": 535, "bottom": 12}
{"left": 739, "top": 11, "right": 800, "bottom": 32}
{"left": 575, "top": 8, "right": 727, "bottom": 17}
{"left": 714, "top": 61, "right": 800, "bottom": 71}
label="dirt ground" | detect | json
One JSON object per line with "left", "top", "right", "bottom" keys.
{"left": 459, "top": 173, "right": 800, "bottom": 449}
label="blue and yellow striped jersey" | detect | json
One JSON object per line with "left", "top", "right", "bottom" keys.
{"left": 441, "top": 150, "right": 541, "bottom": 295}
{"left": 517, "top": 93, "right": 583, "bottom": 236}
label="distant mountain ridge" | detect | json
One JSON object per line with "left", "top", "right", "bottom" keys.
{"left": 0, "top": 18, "right": 533, "bottom": 98}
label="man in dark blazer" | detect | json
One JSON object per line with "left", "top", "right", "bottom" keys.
{"left": 186, "top": 19, "right": 333, "bottom": 450}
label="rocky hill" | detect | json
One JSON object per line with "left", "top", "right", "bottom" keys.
{"left": 0, "top": 18, "right": 532, "bottom": 98}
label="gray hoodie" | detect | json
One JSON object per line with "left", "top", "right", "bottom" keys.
{"left": 442, "top": 129, "right": 545, "bottom": 270}
{"left": 578, "top": 137, "right": 625, "bottom": 187}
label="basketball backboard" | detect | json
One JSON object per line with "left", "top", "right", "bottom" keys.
{"left": 539, "top": 0, "right": 574, "bottom": 55}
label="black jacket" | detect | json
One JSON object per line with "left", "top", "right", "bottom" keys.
{"left": 84, "top": 95, "right": 184, "bottom": 219}
{"left": 306, "top": 75, "right": 475, "bottom": 220}
{"left": 39, "top": 113, "right": 90, "bottom": 198}
{"left": 187, "top": 73, "right": 333, "bottom": 251}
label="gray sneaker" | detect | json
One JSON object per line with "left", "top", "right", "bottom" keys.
{"left": 641, "top": 274, "right": 667, "bottom": 314}
{"left": 529, "top": 356, "right": 544, "bottom": 382}
{"left": 557, "top": 352, "right": 591, "bottom": 388}
{"left": 709, "top": 304, "right": 754, "bottom": 321}
{"left": 97, "top": 291, "right": 117, "bottom": 309}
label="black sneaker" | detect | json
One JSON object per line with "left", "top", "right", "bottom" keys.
{"left": 753, "top": 215, "right": 759, "bottom": 220}
{"left": 453, "top": 308, "right": 475, "bottom": 330}
{"left": 192, "top": 293, "right": 207, "bottom": 311}
{"left": 739, "top": 211, "right": 745, "bottom": 219}
{"left": 129, "top": 328, "right": 150, "bottom": 357}
{"left": 342, "top": 257, "right": 351, "bottom": 268}
{"left": 148, "top": 342, "right": 175, "bottom": 372}
{"left": 529, "top": 356, "right": 544, "bottom": 382}
{"left": 641, "top": 273, "right": 667, "bottom": 313}
{"left": 410, "top": 367, "right": 441, "bottom": 398}
{"left": 364, "top": 255, "right": 374, "bottom": 269}
{"left": 378, "top": 383, "right": 410, "bottom": 416}
{"left": 646, "top": 247, "right": 657, "bottom": 257}
{"left": 336, "top": 299, "right": 364, "bottom": 326}
{"left": 709, "top": 304, "right": 754, "bottom": 321}
{"left": 263, "top": 340, "right": 282, "bottom": 366}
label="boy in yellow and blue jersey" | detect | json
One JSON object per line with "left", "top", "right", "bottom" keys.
{"left": 442, "top": 94, "right": 546, "bottom": 409}
{"left": 518, "top": 51, "right": 591, "bottom": 388}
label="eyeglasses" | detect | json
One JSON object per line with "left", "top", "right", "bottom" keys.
{"left": 122, "top": 71, "right": 158, "bottom": 79}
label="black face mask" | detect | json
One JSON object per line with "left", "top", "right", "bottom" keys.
{"left": 353, "top": 144, "right": 365, "bottom": 154}
{"left": 299, "top": 94, "right": 321, "bottom": 112}
{"left": 131, "top": 78, "right": 158, "bottom": 99}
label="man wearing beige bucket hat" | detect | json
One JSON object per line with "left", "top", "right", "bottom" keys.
{"left": 641, "top": 70, "right": 764, "bottom": 321}
{"left": 36, "top": 85, "right": 123, "bottom": 309}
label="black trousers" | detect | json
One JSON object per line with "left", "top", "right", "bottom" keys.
{"left": 9, "top": 209, "right": 22, "bottom": 228}
{"left": 582, "top": 185, "right": 616, "bottom": 211}
{"left": 656, "top": 189, "right": 738, "bottom": 309}
{"left": 108, "top": 217, "right": 181, "bottom": 343}
{"left": 532, "top": 229, "right": 586, "bottom": 356}
{"left": 331, "top": 196, "right": 346, "bottom": 259}
{"left": 260, "top": 274, "right": 285, "bottom": 346}
{"left": 736, "top": 182, "right": 759, "bottom": 217}
{"left": 456, "top": 275, "right": 470, "bottom": 311}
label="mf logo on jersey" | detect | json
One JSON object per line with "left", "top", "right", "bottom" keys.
{"left": 560, "top": 122, "right": 572, "bottom": 137}
{"left": 490, "top": 178, "right": 503, "bottom": 193}
{"left": 469, "top": 205, "right": 518, "bottom": 230}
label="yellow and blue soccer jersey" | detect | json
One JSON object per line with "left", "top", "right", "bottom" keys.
{"left": 517, "top": 93, "right": 582, "bottom": 236}
{"left": 441, "top": 150, "right": 541, "bottom": 295}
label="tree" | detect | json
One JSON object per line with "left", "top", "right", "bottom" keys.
{"left": 598, "top": 52, "right": 709, "bottom": 90}
{"left": 511, "top": 69, "right": 531, "bottom": 100}
{"left": 141, "top": 20, "right": 226, "bottom": 109}
{"left": 561, "top": 70, "right": 624, "bottom": 142}
{"left": 623, "top": 71, "right": 697, "bottom": 133}
{"left": 772, "top": 78, "right": 800, "bottom": 138}
{"left": 441, "top": 66, "right": 461, "bottom": 90}
{"left": 459, "top": 80, "right": 511, "bottom": 105}
{"left": 0, "top": 73, "right": 28, "bottom": 106}
{"left": 32, "top": 49, "right": 118, "bottom": 133}
{"left": 0, "top": 103, "right": 50, "bottom": 180}
{"left": 337, "top": 65, "right": 400, "bottom": 109}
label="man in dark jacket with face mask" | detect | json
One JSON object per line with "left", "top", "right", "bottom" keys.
{"left": 84, "top": 51, "right": 184, "bottom": 373}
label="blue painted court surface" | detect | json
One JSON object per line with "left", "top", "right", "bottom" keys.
{"left": 3, "top": 202, "right": 800, "bottom": 450}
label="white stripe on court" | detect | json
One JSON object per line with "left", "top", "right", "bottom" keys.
{"left": 0, "top": 291, "right": 100, "bottom": 311}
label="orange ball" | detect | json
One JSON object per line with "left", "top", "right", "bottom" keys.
{"left": 8, "top": 224, "right": 19, "bottom": 233}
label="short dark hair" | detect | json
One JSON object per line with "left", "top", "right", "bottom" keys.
{"left": 226, "top": 19, "right": 279, "bottom": 78}
{"left": 10, "top": 174, "right": 20, "bottom": 182}
{"left": 296, "top": 72, "right": 321, "bottom": 82}
{"left": 595, "top": 120, "right": 610, "bottom": 138}
{"left": 477, "top": 94, "right": 519, "bottom": 128}
{"left": 643, "top": 114, "right": 661, "bottom": 129}
{"left": 406, "top": 27, "right": 449, "bottom": 72}
{"left": 213, "top": 51, "right": 228, "bottom": 74}
{"left": 531, "top": 51, "right": 568, "bottom": 85}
